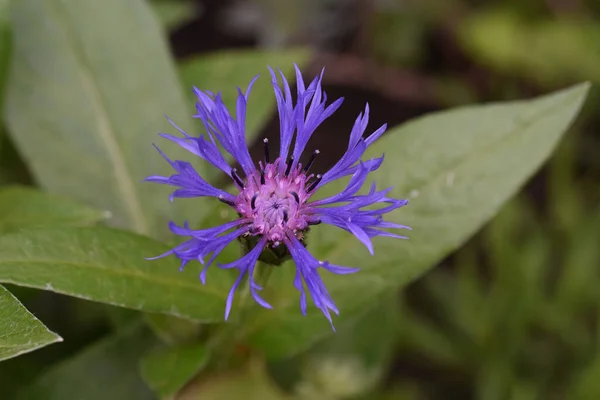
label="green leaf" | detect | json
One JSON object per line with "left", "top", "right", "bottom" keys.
{"left": 178, "top": 49, "right": 310, "bottom": 174}
{"left": 0, "top": 186, "right": 107, "bottom": 362}
{"left": 305, "top": 294, "right": 399, "bottom": 367}
{"left": 0, "top": 227, "right": 233, "bottom": 321}
{"left": 458, "top": 9, "right": 600, "bottom": 85}
{"left": 140, "top": 201, "right": 242, "bottom": 342}
{"left": 3, "top": 0, "right": 196, "bottom": 238}
{"left": 149, "top": 0, "right": 197, "bottom": 31}
{"left": 140, "top": 343, "right": 208, "bottom": 399}
{"left": 143, "top": 313, "right": 203, "bottom": 346}
{"left": 245, "top": 82, "right": 590, "bottom": 359}
{"left": 1, "top": 1, "right": 33, "bottom": 188}
{"left": 0, "top": 284, "right": 61, "bottom": 361}
{"left": 0, "top": 186, "right": 106, "bottom": 232}
{"left": 270, "top": 295, "right": 399, "bottom": 398}
{"left": 0, "top": 0, "right": 11, "bottom": 105}
{"left": 571, "top": 348, "right": 600, "bottom": 399}
{"left": 0, "top": 183, "right": 108, "bottom": 362}
{"left": 15, "top": 322, "right": 155, "bottom": 400}
{"left": 177, "top": 358, "right": 289, "bottom": 400}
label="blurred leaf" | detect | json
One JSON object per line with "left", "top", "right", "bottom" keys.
{"left": 508, "top": 382, "right": 539, "bottom": 400}
{"left": 0, "top": 186, "right": 106, "bottom": 232}
{"left": 104, "top": 306, "right": 142, "bottom": 329}
{"left": 0, "top": 0, "right": 14, "bottom": 187}
{"left": 458, "top": 10, "right": 600, "bottom": 85}
{"left": 140, "top": 343, "right": 208, "bottom": 399}
{"left": 556, "top": 206, "right": 600, "bottom": 310}
{"left": 548, "top": 135, "right": 582, "bottom": 232}
{"left": 0, "top": 227, "right": 233, "bottom": 321}
{"left": 0, "top": 0, "right": 29, "bottom": 188}
{"left": 143, "top": 313, "right": 202, "bottom": 346}
{"left": 15, "top": 322, "right": 155, "bottom": 400}
{"left": 176, "top": 358, "right": 289, "bottom": 400}
{"left": 276, "top": 295, "right": 399, "bottom": 399}
{"left": 308, "top": 294, "right": 399, "bottom": 368}
{"left": 477, "top": 360, "right": 512, "bottom": 400}
{"left": 371, "top": 11, "right": 427, "bottom": 68}
{"left": 149, "top": 0, "right": 197, "bottom": 31}
{"left": 377, "top": 384, "right": 421, "bottom": 400}
{"left": 485, "top": 199, "right": 548, "bottom": 340}
{"left": 397, "top": 303, "right": 465, "bottom": 369}
{"left": 572, "top": 331, "right": 600, "bottom": 398}
{"left": 418, "top": 228, "right": 543, "bottom": 377}
{"left": 245, "top": 83, "right": 589, "bottom": 359}
{"left": 0, "top": 284, "right": 62, "bottom": 361}
{"left": 293, "top": 356, "right": 381, "bottom": 400}
{"left": 178, "top": 48, "right": 310, "bottom": 174}
{"left": 3, "top": 0, "right": 198, "bottom": 238}
{"left": 0, "top": 0, "right": 10, "bottom": 105}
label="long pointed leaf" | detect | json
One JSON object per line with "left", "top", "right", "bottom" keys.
{"left": 246, "top": 83, "right": 590, "bottom": 359}
{"left": 3, "top": 0, "right": 197, "bottom": 237}
{"left": 0, "top": 227, "right": 232, "bottom": 321}
{"left": 0, "top": 284, "right": 62, "bottom": 361}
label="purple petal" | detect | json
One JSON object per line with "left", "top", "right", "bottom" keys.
{"left": 147, "top": 146, "right": 235, "bottom": 202}
{"left": 220, "top": 237, "right": 268, "bottom": 318}
{"left": 285, "top": 234, "right": 348, "bottom": 330}
{"left": 192, "top": 85, "right": 257, "bottom": 177}
{"left": 248, "top": 262, "right": 273, "bottom": 310}
{"left": 225, "top": 272, "right": 245, "bottom": 320}
{"left": 319, "top": 261, "right": 360, "bottom": 275}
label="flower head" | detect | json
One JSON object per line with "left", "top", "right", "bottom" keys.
{"left": 146, "top": 65, "right": 410, "bottom": 329}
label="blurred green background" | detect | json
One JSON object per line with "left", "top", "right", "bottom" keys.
{"left": 1, "top": 0, "right": 599, "bottom": 399}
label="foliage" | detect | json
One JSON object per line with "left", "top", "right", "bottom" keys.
{"left": 0, "top": 0, "right": 596, "bottom": 398}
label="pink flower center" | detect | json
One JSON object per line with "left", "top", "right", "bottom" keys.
{"left": 235, "top": 157, "right": 318, "bottom": 244}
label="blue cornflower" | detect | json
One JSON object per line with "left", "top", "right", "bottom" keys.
{"left": 146, "top": 66, "right": 410, "bottom": 329}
